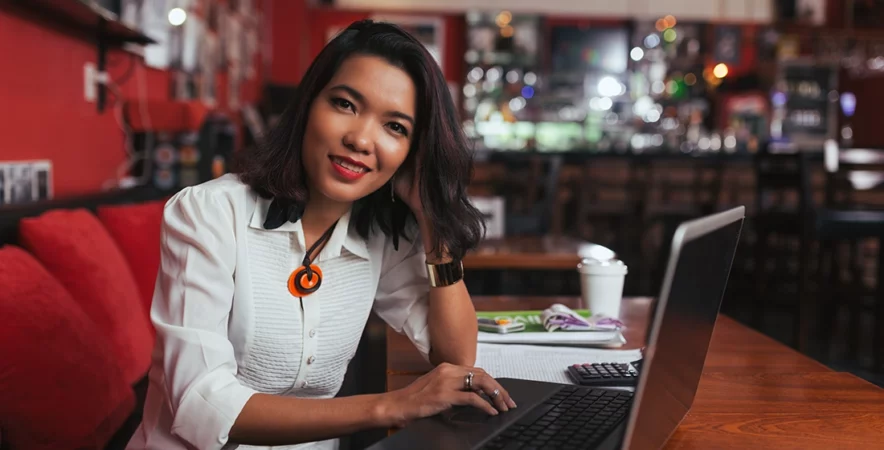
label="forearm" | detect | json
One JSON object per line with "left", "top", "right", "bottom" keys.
{"left": 427, "top": 281, "right": 479, "bottom": 366}
{"left": 230, "top": 392, "right": 389, "bottom": 446}
{"left": 419, "top": 219, "right": 478, "bottom": 367}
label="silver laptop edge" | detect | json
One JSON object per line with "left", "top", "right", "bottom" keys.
{"left": 620, "top": 206, "right": 746, "bottom": 449}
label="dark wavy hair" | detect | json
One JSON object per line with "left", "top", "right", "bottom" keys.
{"left": 235, "top": 20, "right": 484, "bottom": 259}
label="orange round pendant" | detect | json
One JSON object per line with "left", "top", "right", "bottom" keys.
{"left": 288, "top": 264, "right": 323, "bottom": 297}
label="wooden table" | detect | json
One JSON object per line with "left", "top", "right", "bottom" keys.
{"left": 463, "top": 236, "right": 590, "bottom": 270}
{"left": 386, "top": 296, "right": 884, "bottom": 448}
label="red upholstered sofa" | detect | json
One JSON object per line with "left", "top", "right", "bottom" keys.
{"left": 0, "top": 188, "right": 170, "bottom": 450}
{"left": 0, "top": 186, "right": 392, "bottom": 450}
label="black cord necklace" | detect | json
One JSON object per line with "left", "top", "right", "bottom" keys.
{"left": 287, "top": 220, "right": 338, "bottom": 298}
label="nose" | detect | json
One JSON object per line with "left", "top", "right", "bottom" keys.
{"left": 342, "top": 120, "right": 374, "bottom": 155}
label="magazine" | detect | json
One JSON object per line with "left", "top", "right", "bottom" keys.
{"left": 476, "top": 305, "right": 626, "bottom": 347}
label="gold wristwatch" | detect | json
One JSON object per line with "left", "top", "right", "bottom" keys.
{"left": 426, "top": 260, "right": 464, "bottom": 287}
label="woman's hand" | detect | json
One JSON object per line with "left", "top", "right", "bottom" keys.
{"left": 376, "top": 363, "right": 517, "bottom": 428}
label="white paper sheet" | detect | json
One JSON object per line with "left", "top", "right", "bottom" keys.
{"left": 475, "top": 343, "right": 643, "bottom": 385}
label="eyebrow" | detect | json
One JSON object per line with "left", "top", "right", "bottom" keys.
{"left": 329, "top": 84, "right": 415, "bottom": 125}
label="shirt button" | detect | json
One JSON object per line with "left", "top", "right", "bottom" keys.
{"left": 300, "top": 380, "right": 308, "bottom": 388}
{"left": 307, "top": 355, "right": 315, "bottom": 365}
{"left": 309, "top": 329, "right": 316, "bottom": 338}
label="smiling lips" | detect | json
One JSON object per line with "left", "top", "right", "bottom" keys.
{"left": 329, "top": 155, "right": 371, "bottom": 181}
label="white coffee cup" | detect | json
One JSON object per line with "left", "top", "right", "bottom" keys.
{"left": 577, "top": 257, "right": 628, "bottom": 318}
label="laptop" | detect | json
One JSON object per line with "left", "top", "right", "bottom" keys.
{"left": 368, "top": 206, "right": 745, "bottom": 450}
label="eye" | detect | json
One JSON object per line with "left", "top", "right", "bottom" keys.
{"left": 388, "top": 122, "right": 409, "bottom": 137}
{"left": 331, "top": 97, "right": 355, "bottom": 112}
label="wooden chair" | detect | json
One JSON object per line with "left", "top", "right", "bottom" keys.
{"left": 465, "top": 155, "right": 574, "bottom": 296}
{"left": 491, "top": 155, "right": 562, "bottom": 236}
{"left": 751, "top": 146, "right": 814, "bottom": 350}
{"left": 815, "top": 147, "right": 884, "bottom": 372}
{"left": 637, "top": 155, "right": 727, "bottom": 295}
{"left": 556, "top": 157, "right": 642, "bottom": 293}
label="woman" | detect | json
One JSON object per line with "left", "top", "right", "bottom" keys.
{"left": 128, "top": 20, "right": 516, "bottom": 450}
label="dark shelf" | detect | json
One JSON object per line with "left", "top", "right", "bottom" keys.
{"left": 776, "top": 23, "right": 884, "bottom": 41}
{"left": 11, "top": 0, "right": 155, "bottom": 46}
{"left": 5, "top": 0, "right": 157, "bottom": 114}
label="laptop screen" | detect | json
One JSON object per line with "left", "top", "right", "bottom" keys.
{"left": 623, "top": 215, "right": 743, "bottom": 450}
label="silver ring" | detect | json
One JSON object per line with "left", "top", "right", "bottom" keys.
{"left": 490, "top": 389, "right": 500, "bottom": 399}
{"left": 464, "top": 372, "right": 474, "bottom": 390}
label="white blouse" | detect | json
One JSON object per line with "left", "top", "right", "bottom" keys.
{"left": 127, "top": 174, "right": 431, "bottom": 450}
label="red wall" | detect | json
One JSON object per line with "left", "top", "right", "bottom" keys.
{"left": 269, "top": 0, "right": 308, "bottom": 85}
{"left": 0, "top": 5, "right": 263, "bottom": 198}
{"left": 0, "top": 11, "right": 165, "bottom": 197}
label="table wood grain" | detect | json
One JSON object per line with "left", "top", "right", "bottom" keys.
{"left": 666, "top": 372, "right": 884, "bottom": 449}
{"left": 463, "top": 236, "right": 589, "bottom": 270}
{"left": 384, "top": 296, "right": 884, "bottom": 448}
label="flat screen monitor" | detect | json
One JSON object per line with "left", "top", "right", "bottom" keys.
{"left": 551, "top": 26, "right": 629, "bottom": 74}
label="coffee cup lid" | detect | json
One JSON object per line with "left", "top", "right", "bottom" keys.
{"left": 576, "top": 247, "right": 627, "bottom": 275}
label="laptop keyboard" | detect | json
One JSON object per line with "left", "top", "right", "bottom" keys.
{"left": 481, "top": 386, "right": 633, "bottom": 450}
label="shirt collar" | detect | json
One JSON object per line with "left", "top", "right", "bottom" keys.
{"left": 248, "top": 196, "right": 369, "bottom": 260}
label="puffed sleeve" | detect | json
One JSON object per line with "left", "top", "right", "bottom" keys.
{"left": 151, "top": 187, "right": 257, "bottom": 449}
{"left": 372, "top": 232, "right": 432, "bottom": 362}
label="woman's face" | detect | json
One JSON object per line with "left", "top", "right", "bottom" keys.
{"left": 302, "top": 55, "right": 416, "bottom": 205}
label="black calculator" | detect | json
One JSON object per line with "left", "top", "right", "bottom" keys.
{"left": 567, "top": 360, "right": 642, "bottom": 387}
